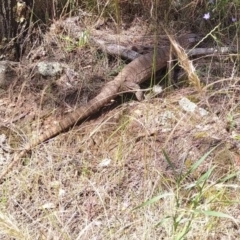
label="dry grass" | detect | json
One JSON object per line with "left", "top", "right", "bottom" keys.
{"left": 1, "top": 90, "right": 240, "bottom": 239}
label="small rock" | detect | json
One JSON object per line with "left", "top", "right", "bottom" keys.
{"left": 37, "top": 61, "right": 63, "bottom": 77}
{"left": 0, "top": 61, "right": 18, "bottom": 89}
{"left": 179, "top": 97, "right": 209, "bottom": 116}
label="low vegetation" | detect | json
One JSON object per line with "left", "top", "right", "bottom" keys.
{"left": 0, "top": 0, "right": 239, "bottom": 239}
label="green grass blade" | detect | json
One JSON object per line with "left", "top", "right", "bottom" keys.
{"left": 194, "top": 209, "right": 234, "bottom": 220}
{"left": 133, "top": 193, "right": 173, "bottom": 210}
{"left": 184, "top": 145, "right": 220, "bottom": 178}
{"left": 162, "top": 149, "right": 177, "bottom": 176}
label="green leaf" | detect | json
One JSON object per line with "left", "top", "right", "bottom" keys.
{"left": 219, "top": 172, "right": 238, "bottom": 183}
{"left": 162, "top": 149, "right": 177, "bottom": 176}
{"left": 194, "top": 209, "right": 234, "bottom": 220}
{"left": 155, "top": 216, "right": 171, "bottom": 227}
{"left": 195, "top": 167, "right": 215, "bottom": 185}
{"left": 133, "top": 193, "right": 173, "bottom": 210}
{"left": 184, "top": 145, "right": 220, "bottom": 177}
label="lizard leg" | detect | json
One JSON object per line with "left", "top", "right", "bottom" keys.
{"left": 122, "top": 81, "right": 143, "bottom": 101}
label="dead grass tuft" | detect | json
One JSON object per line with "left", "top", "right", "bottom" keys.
{"left": 167, "top": 33, "right": 202, "bottom": 92}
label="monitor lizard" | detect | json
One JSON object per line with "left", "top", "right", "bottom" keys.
{"left": 0, "top": 33, "right": 199, "bottom": 181}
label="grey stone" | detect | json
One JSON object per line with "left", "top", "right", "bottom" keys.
{"left": 0, "top": 61, "right": 18, "bottom": 89}
{"left": 37, "top": 61, "right": 63, "bottom": 77}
